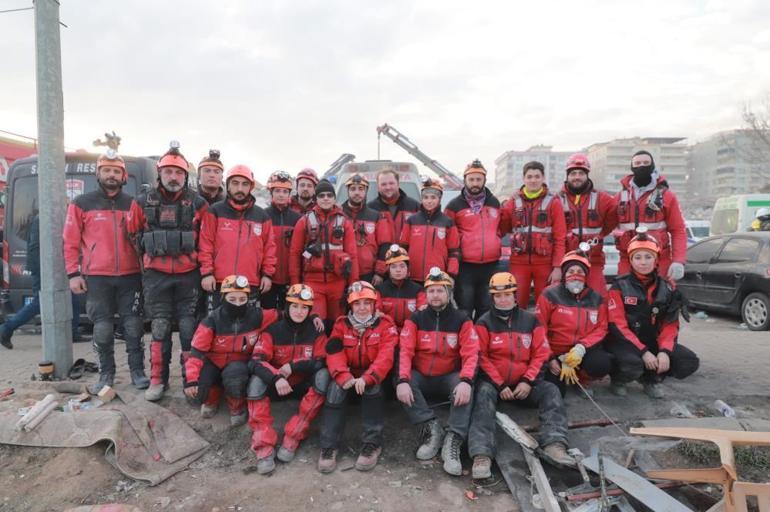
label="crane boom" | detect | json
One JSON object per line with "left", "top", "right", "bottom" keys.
{"left": 376, "top": 123, "right": 464, "bottom": 189}
{"left": 322, "top": 153, "right": 356, "bottom": 179}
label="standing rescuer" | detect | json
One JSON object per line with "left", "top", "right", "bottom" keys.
{"left": 289, "top": 179, "right": 359, "bottom": 332}
{"left": 606, "top": 228, "right": 699, "bottom": 398}
{"left": 500, "top": 161, "right": 567, "bottom": 308}
{"left": 133, "top": 142, "right": 208, "bottom": 401}
{"left": 558, "top": 153, "right": 617, "bottom": 295}
{"left": 376, "top": 244, "right": 427, "bottom": 329}
{"left": 319, "top": 281, "right": 398, "bottom": 473}
{"left": 445, "top": 159, "right": 502, "bottom": 319}
{"left": 468, "top": 272, "right": 573, "bottom": 479}
{"left": 341, "top": 173, "right": 393, "bottom": 285}
{"left": 368, "top": 168, "right": 420, "bottom": 242}
{"left": 290, "top": 168, "right": 318, "bottom": 215}
{"left": 197, "top": 149, "right": 225, "bottom": 205}
{"left": 262, "top": 171, "right": 302, "bottom": 310}
{"left": 396, "top": 268, "right": 479, "bottom": 476}
{"left": 63, "top": 150, "right": 148, "bottom": 393}
{"left": 614, "top": 150, "right": 687, "bottom": 280}
{"left": 198, "top": 164, "right": 277, "bottom": 307}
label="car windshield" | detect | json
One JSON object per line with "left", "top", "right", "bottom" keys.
{"left": 690, "top": 226, "right": 710, "bottom": 238}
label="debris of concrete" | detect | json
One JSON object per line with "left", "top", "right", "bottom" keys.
{"left": 692, "top": 311, "right": 708, "bottom": 319}
{"left": 713, "top": 400, "right": 736, "bottom": 418}
{"left": 670, "top": 402, "right": 695, "bottom": 419}
{"left": 97, "top": 385, "right": 117, "bottom": 403}
{"left": 15, "top": 394, "right": 57, "bottom": 431}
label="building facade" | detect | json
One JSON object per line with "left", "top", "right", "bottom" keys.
{"left": 493, "top": 145, "right": 576, "bottom": 198}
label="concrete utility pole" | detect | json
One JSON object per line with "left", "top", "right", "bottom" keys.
{"left": 35, "top": 0, "right": 72, "bottom": 377}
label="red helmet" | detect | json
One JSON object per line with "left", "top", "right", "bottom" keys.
{"left": 565, "top": 153, "right": 591, "bottom": 173}
{"left": 267, "top": 170, "right": 293, "bottom": 191}
{"left": 463, "top": 159, "right": 487, "bottom": 177}
{"left": 157, "top": 141, "right": 189, "bottom": 173}
{"left": 347, "top": 281, "right": 378, "bottom": 304}
{"left": 628, "top": 227, "right": 660, "bottom": 258}
{"left": 561, "top": 242, "right": 592, "bottom": 273}
{"left": 296, "top": 168, "right": 319, "bottom": 186}
{"left": 226, "top": 165, "right": 255, "bottom": 189}
{"left": 97, "top": 149, "right": 127, "bottom": 184}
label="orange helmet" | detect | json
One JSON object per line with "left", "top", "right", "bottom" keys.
{"left": 628, "top": 227, "right": 660, "bottom": 259}
{"left": 198, "top": 149, "right": 224, "bottom": 172}
{"left": 220, "top": 275, "right": 250, "bottom": 295}
{"left": 97, "top": 149, "right": 127, "bottom": 183}
{"left": 385, "top": 243, "right": 409, "bottom": 265}
{"left": 421, "top": 177, "right": 444, "bottom": 195}
{"left": 297, "top": 168, "right": 319, "bottom": 186}
{"left": 347, "top": 281, "right": 378, "bottom": 304}
{"left": 286, "top": 283, "right": 314, "bottom": 307}
{"left": 488, "top": 272, "right": 517, "bottom": 294}
{"left": 561, "top": 242, "right": 592, "bottom": 273}
{"left": 463, "top": 159, "right": 487, "bottom": 177}
{"left": 226, "top": 165, "right": 255, "bottom": 189}
{"left": 344, "top": 173, "right": 369, "bottom": 189}
{"left": 157, "top": 141, "right": 190, "bottom": 173}
{"left": 565, "top": 153, "right": 591, "bottom": 173}
{"left": 267, "top": 170, "right": 293, "bottom": 191}
{"left": 424, "top": 267, "right": 454, "bottom": 288}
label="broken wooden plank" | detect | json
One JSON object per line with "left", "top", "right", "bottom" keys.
{"left": 522, "top": 448, "right": 561, "bottom": 512}
{"left": 496, "top": 411, "right": 538, "bottom": 450}
{"left": 582, "top": 454, "right": 692, "bottom": 512}
{"left": 15, "top": 394, "right": 56, "bottom": 431}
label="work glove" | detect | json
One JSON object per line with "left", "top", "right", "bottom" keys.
{"left": 559, "top": 362, "right": 579, "bottom": 385}
{"left": 563, "top": 344, "right": 586, "bottom": 368}
{"left": 667, "top": 262, "right": 685, "bottom": 281}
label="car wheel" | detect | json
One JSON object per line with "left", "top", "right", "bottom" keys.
{"left": 741, "top": 292, "right": 770, "bottom": 331}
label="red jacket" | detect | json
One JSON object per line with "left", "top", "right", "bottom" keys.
{"left": 342, "top": 201, "right": 392, "bottom": 278}
{"left": 398, "top": 305, "right": 479, "bottom": 382}
{"left": 376, "top": 278, "right": 427, "bottom": 328}
{"left": 535, "top": 284, "right": 608, "bottom": 357}
{"left": 63, "top": 189, "right": 142, "bottom": 278}
{"left": 399, "top": 206, "right": 460, "bottom": 281}
{"left": 367, "top": 189, "right": 420, "bottom": 242}
{"left": 614, "top": 174, "right": 687, "bottom": 264}
{"left": 186, "top": 307, "right": 280, "bottom": 385}
{"left": 607, "top": 273, "right": 683, "bottom": 354}
{"left": 500, "top": 186, "right": 567, "bottom": 267}
{"left": 325, "top": 314, "right": 398, "bottom": 387}
{"left": 444, "top": 188, "right": 502, "bottom": 264}
{"left": 289, "top": 205, "right": 360, "bottom": 284}
{"left": 476, "top": 307, "right": 550, "bottom": 389}
{"left": 198, "top": 198, "right": 277, "bottom": 285}
{"left": 250, "top": 317, "right": 326, "bottom": 386}
{"left": 132, "top": 187, "right": 208, "bottom": 275}
{"left": 289, "top": 195, "right": 315, "bottom": 215}
{"left": 265, "top": 203, "right": 301, "bottom": 285}
{"left": 558, "top": 183, "right": 617, "bottom": 264}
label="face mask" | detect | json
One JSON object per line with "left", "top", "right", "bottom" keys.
{"left": 223, "top": 301, "right": 248, "bottom": 318}
{"left": 565, "top": 278, "right": 585, "bottom": 295}
{"left": 353, "top": 313, "right": 373, "bottom": 324}
{"left": 631, "top": 164, "right": 654, "bottom": 185}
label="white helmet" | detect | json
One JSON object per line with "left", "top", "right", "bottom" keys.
{"left": 756, "top": 207, "right": 770, "bottom": 220}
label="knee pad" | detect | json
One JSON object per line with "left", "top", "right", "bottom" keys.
{"left": 151, "top": 318, "right": 171, "bottom": 340}
{"left": 122, "top": 316, "right": 144, "bottom": 341}
{"left": 177, "top": 316, "right": 198, "bottom": 342}
{"left": 326, "top": 382, "right": 348, "bottom": 406}
{"left": 246, "top": 375, "right": 268, "bottom": 400}
{"left": 222, "top": 362, "right": 249, "bottom": 398}
{"left": 313, "top": 368, "right": 331, "bottom": 395}
{"left": 92, "top": 321, "right": 115, "bottom": 349}
{"left": 363, "top": 383, "right": 382, "bottom": 398}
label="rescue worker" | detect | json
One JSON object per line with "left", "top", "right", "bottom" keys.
{"left": 368, "top": 168, "right": 419, "bottom": 242}
{"left": 63, "top": 150, "right": 148, "bottom": 393}
{"left": 536, "top": 244, "right": 612, "bottom": 396}
{"left": 262, "top": 171, "right": 302, "bottom": 310}
{"left": 500, "top": 161, "right": 567, "bottom": 308}
{"left": 341, "top": 173, "right": 392, "bottom": 284}
{"left": 396, "top": 268, "right": 479, "bottom": 476}
{"left": 290, "top": 168, "right": 318, "bottom": 214}
{"left": 198, "top": 164, "right": 277, "bottom": 308}
{"left": 197, "top": 149, "right": 225, "bottom": 205}
{"left": 469, "top": 272, "right": 572, "bottom": 479}
{"left": 749, "top": 207, "right": 770, "bottom": 231}
{"left": 606, "top": 228, "right": 699, "bottom": 398}
{"left": 184, "top": 275, "right": 266, "bottom": 428}
{"left": 133, "top": 142, "right": 208, "bottom": 401}
{"left": 319, "top": 281, "right": 398, "bottom": 473}
{"left": 615, "top": 150, "right": 687, "bottom": 280}
{"left": 376, "top": 244, "right": 427, "bottom": 329}
{"left": 399, "top": 178, "right": 460, "bottom": 283}
{"left": 289, "top": 179, "right": 359, "bottom": 332}
{"left": 444, "top": 159, "right": 502, "bottom": 319}
{"left": 247, "top": 284, "right": 329, "bottom": 474}
{"left": 558, "top": 153, "right": 617, "bottom": 295}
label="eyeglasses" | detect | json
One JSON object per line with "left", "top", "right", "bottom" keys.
{"left": 316, "top": 192, "right": 334, "bottom": 199}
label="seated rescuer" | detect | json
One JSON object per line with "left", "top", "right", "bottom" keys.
{"left": 376, "top": 244, "right": 427, "bottom": 329}
{"left": 469, "top": 272, "right": 573, "bottom": 479}
{"left": 319, "top": 281, "right": 398, "bottom": 474}
{"left": 396, "top": 268, "right": 479, "bottom": 477}
{"left": 535, "top": 243, "right": 612, "bottom": 396}
{"left": 185, "top": 275, "right": 278, "bottom": 428}
{"left": 606, "top": 227, "right": 699, "bottom": 399}
{"left": 246, "top": 284, "right": 329, "bottom": 475}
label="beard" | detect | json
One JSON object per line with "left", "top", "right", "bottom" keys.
{"left": 163, "top": 181, "right": 183, "bottom": 192}
{"left": 99, "top": 178, "right": 121, "bottom": 192}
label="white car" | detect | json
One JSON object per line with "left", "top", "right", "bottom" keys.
{"left": 603, "top": 234, "right": 619, "bottom": 282}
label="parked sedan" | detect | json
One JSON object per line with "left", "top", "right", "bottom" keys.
{"left": 678, "top": 232, "right": 770, "bottom": 330}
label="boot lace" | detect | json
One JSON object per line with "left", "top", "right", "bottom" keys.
{"left": 360, "top": 443, "right": 378, "bottom": 457}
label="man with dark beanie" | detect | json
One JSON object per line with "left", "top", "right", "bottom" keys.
{"left": 614, "top": 150, "right": 687, "bottom": 280}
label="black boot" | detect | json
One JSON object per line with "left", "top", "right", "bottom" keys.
{"left": 0, "top": 326, "right": 12, "bottom": 350}
{"left": 127, "top": 348, "right": 149, "bottom": 389}
{"left": 89, "top": 372, "right": 114, "bottom": 395}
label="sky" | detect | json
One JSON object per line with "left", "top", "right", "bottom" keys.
{"left": 2, "top": 0, "right": 770, "bottom": 183}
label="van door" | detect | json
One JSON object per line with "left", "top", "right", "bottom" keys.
{"left": 680, "top": 237, "right": 724, "bottom": 306}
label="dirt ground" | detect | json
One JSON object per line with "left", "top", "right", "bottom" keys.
{"left": 0, "top": 311, "right": 768, "bottom": 512}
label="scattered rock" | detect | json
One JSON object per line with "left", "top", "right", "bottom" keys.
{"left": 158, "top": 496, "right": 171, "bottom": 508}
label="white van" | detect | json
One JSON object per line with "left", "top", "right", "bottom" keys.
{"left": 710, "top": 194, "right": 770, "bottom": 235}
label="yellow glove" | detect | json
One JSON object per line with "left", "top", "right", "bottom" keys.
{"left": 564, "top": 344, "right": 586, "bottom": 368}
{"left": 559, "top": 362, "right": 579, "bottom": 385}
